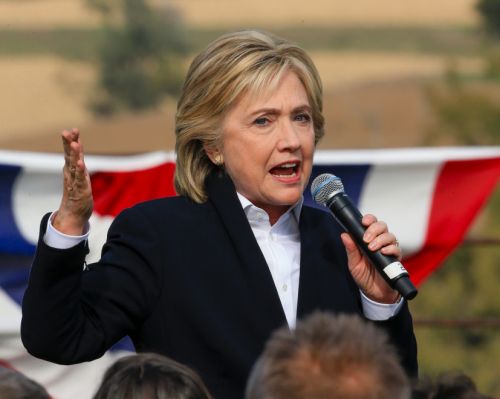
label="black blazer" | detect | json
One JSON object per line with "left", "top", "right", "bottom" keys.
{"left": 22, "top": 172, "right": 417, "bottom": 399}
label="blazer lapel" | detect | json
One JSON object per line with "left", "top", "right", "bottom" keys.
{"left": 205, "top": 172, "right": 287, "bottom": 330}
{"left": 296, "top": 207, "right": 361, "bottom": 320}
{"left": 296, "top": 208, "right": 322, "bottom": 319}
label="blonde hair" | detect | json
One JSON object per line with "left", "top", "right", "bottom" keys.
{"left": 174, "top": 30, "right": 324, "bottom": 203}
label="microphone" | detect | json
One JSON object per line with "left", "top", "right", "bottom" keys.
{"left": 311, "top": 173, "right": 418, "bottom": 300}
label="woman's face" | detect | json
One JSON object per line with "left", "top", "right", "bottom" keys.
{"left": 216, "top": 71, "right": 315, "bottom": 223}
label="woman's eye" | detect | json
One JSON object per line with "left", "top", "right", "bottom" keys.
{"left": 295, "top": 113, "right": 311, "bottom": 123}
{"left": 254, "top": 117, "right": 269, "bottom": 126}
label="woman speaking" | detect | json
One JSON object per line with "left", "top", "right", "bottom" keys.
{"left": 22, "top": 30, "right": 417, "bottom": 398}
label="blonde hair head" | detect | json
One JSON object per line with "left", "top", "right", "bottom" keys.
{"left": 175, "top": 30, "right": 324, "bottom": 203}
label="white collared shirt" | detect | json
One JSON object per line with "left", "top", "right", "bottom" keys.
{"left": 237, "top": 193, "right": 303, "bottom": 329}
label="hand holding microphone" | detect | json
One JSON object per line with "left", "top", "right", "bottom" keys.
{"left": 311, "top": 173, "right": 418, "bottom": 301}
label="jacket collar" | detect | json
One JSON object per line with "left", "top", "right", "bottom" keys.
{"left": 205, "top": 172, "right": 288, "bottom": 330}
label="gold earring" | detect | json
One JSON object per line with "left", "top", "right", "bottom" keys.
{"left": 214, "top": 154, "right": 223, "bottom": 165}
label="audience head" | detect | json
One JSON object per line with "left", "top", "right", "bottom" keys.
{"left": 92, "top": 353, "right": 212, "bottom": 399}
{"left": 0, "top": 366, "right": 50, "bottom": 399}
{"left": 412, "top": 371, "right": 493, "bottom": 399}
{"left": 245, "top": 312, "right": 410, "bottom": 399}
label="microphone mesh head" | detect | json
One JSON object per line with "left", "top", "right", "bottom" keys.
{"left": 311, "top": 174, "right": 344, "bottom": 206}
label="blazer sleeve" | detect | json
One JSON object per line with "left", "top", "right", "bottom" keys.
{"left": 374, "top": 301, "right": 418, "bottom": 377}
{"left": 21, "top": 207, "right": 163, "bottom": 364}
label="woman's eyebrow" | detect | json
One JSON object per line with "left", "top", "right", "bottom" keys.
{"left": 292, "top": 105, "right": 312, "bottom": 113}
{"left": 248, "top": 108, "right": 280, "bottom": 117}
{"left": 248, "top": 104, "right": 312, "bottom": 117}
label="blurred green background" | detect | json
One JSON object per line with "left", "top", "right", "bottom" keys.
{"left": 0, "top": 0, "right": 499, "bottom": 396}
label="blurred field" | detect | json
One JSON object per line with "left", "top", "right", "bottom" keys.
{"left": 0, "top": 0, "right": 486, "bottom": 150}
{"left": 311, "top": 51, "right": 482, "bottom": 89}
{"left": 0, "top": 0, "right": 479, "bottom": 29}
{"left": 0, "top": 51, "right": 481, "bottom": 151}
{"left": 0, "top": 0, "right": 100, "bottom": 29}
{"left": 167, "top": 0, "right": 479, "bottom": 28}
{"left": 0, "top": 56, "right": 94, "bottom": 138}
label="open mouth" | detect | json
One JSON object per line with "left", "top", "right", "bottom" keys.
{"left": 269, "top": 161, "right": 300, "bottom": 178}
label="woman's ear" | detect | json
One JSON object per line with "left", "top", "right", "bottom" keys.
{"left": 203, "top": 144, "right": 224, "bottom": 166}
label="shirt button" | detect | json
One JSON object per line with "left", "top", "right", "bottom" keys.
{"left": 282, "top": 284, "right": 288, "bottom": 292}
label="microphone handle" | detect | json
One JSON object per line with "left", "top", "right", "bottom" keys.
{"left": 327, "top": 192, "right": 418, "bottom": 300}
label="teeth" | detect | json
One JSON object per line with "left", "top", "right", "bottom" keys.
{"left": 280, "top": 163, "right": 297, "bottom": 168}
{"left": 274, "top": 172, "right": 297, "bottom": 177}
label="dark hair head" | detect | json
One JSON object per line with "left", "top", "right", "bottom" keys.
{"left": 0, "top": 367, "right": 50, "bottom": 399}
{"left": 412, "top": 371, "right": 493, "bottom": 399}
{"left": 92, "top": 353, "right": 212, "bottom": 399}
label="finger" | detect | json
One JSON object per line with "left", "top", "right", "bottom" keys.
{"left": 62, "top": 137, "right": 82, "bottom": 196}
{"left": 341, "top": 232, "right": 363, "bottom": 265}
{"left": 70, "top": 153, "right": 90, "bottom": 195}
{"left": 361, "top": 214, "right": 377, "bottom": 226}
{"left": 77, "top": 132, "right": 87, "bottom": 173}
{"left": 69, "top": 140, "right": 82, "bottom": 177}
{"left": 62, "top": 128, "right": 79, "bottom": 148}
{"left": 75, "top": 133, "right": 90, "bottom": 182}
{"left": 369, "top": 231, "right": 402, "bottom": 259}
{"left": 74, "top": 159, "right": 90, "bottom": 190}
{"left": 380, "top": 237, "right": 403, "bottom": 260}
{"left": 74, "top": 158, "right": 85, "bottom": 184}
{"left": 367, "top": 231, "right": 396, "bottom": 250}
{"left": 363, "top": 220, "right": 388, "bottom": 243}
{"left": 62, "top": 130, "right": 72, "bottom": 167}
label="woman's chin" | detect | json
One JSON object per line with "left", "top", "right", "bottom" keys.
{"left": 271, "top": 191, "right": 303, "bottom": 208}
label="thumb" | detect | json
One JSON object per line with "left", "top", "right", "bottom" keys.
{"left": 340, "top": 232, "right": 363, "bottom": 267}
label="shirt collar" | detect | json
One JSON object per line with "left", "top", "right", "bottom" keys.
{"left": 236, "top": 192, "right": 303, "bottom": 225}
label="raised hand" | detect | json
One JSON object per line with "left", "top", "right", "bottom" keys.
{"left": 341, "top": 214, "right": 401, "bottom": 304}
{"left": 52, "top": 128, "right": 94, "bottom": 235}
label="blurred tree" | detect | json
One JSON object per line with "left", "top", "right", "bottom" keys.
{"left": 86, "top": 0, "right": 187, "bottom": 115}
{"left": 477, "top": 0, "right": 500, "bottom": 37}
{"left": 425, "top": 77, "right": 500, "bottom": 145}
{"left": 477, "top": 0, "right": 500, "bottom": 81}
{"left": 425, "top": 65, "right": 500, "bottom": 145}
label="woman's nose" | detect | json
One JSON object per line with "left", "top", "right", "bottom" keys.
{"left": 277, "top": 121, "right": 301, "bottom": 151}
